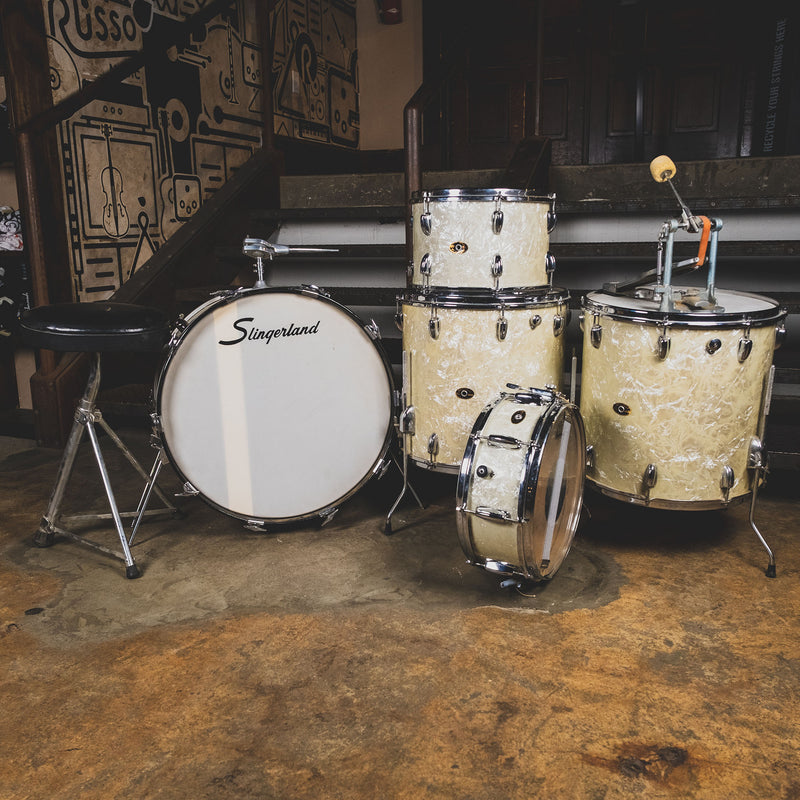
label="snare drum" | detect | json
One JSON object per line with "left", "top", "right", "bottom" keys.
{"left": 400, "top": 288, "right": 569, "bottom": 472}
{"left": 580, "top": 287, "right": 787, "bottom": 508}
{"left": 456, "top": 388, "right": 586, "bottom": 581}
{"left": 155, "top": 287, "right": 395, "bottom": 523}
{"left": 410, "top": 189, "right": 556, "bottom": 290}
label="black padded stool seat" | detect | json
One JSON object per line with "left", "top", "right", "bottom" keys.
{"left": 22, "top": 300, "right": 177, "bottom": 578}
{"left": 20, "top": 302, "right": 169, "bottom": 352}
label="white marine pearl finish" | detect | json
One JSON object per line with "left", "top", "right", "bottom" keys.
{"left": 580, "top": 289, "right": 783, "bottom": 507}
{"left": 456, "top": 393, "right": 586, "bottom": 581}
{"left": 402, "top": 295, "right": 567, "bottom": 471}
{"left": 411, "top": 190, "right": 553, "bottom": 289}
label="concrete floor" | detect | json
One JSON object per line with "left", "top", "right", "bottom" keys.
{"left": 1, "top": 427, "right": 799, "bottom": 800}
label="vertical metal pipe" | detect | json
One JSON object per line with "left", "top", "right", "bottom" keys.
{"left": 404, "top": 103, "right": 422, "bottom": 287}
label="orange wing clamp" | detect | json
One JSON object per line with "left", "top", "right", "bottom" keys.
{"left": 695, "top": 215, "right": 711, "bottom": 267}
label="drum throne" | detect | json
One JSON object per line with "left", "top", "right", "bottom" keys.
{"left": 19, "top": 302, "right": 179, "bottom": 578}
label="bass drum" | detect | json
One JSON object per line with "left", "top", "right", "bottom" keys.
{"left": 580, "top": 287, "right": 787, "bottom": 508}
{"left": 155, "top": 287, "right": 395, "bottom": 524}
{"left": 456, "top": 388, "right": 586, "bottom": 582}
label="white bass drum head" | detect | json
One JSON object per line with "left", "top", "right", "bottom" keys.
{"left": 157, "top": 289, "right": 394, "bottom": 522}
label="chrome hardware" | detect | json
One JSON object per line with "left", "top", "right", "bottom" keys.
{"left": 496, "top": 308, "right": 508, "bottom": 341}
{"left": 545, "top": 251, "right": 556, "bottom": 275}
{"left": 511, "top": 410, "right": 526, "bottom": 424}
{"left": 775, "top": 322, "right": 787, "bottom": 349}
{"left": 613, "top": 402, "right": 631, "bottom": 416}
{"left": 177, "top": 481, "right": 200, "bottom": 497}
{"left": 475, "top": 507, "right": 512, "bottom": 522}
{"left": 706, "top": 338, "right": 722, "bottom": 354}
{"left": 427, "top": 433, "right": 439, "bottom": 458}
{"left": 244, "top": 520, "right": 268, "bottom": 532}
{"left": 476, "top": 465, "right": 495, "bottom": 479}
{"left": 748, "top": 437, "right": 766, "bottom": 470}
{"left": 420, "top": 213, "right": 432, "bottom": 236}
{"left": 301, "top": 283, "right": 330, "bottom": 297}
{"left": 738, "top": 337, "right": 753, "bottom": 362}
{"left": 394, "top": 299, "right": 403, "bottom": 331}
{"left": 168, "top": 317, "right": 188, "bottom": 348}
{"left": 491, "top": 254, "right": 503, "bottom": 289}
{"left": 657, "top": 334, "right": 671, "bottom": 360}
{"left": 530, "top": 314, "right": 542, "bottom": 329}
{"left": 738, "top": 321, "right": 752, "bottom": 362}
{"left": 243, "top": 237, "right": 338, "bottom": 288}
{"left": 547, "top": 207, "right": 557, "bottom": 232}
{"left": 319, "top": 507, "right": 339, "bottom": 526}
{"left": 399, "top": 405, "right": 415, "bottom": 435}
{"left": 512, "top": 390, "right": 544, "bottom": 405}
{"left": 553, "top": 314, "right": 565, "bottom": 337}
{"left": 590, "top": 321, "right": 602, "bottom": 348}
{"left": 487, "top": 434, "right": 523, "bottom": 449}
{"left": 720, "top": 466, "right": 735, "bottom": 502}
{"left": 456, "top": 387, "right": 475, "bottom": 399}
{"left": 586, "top": 445, "right": 595, "bottom": 471}
{"left": 365, "top": 319, "right": 381, "bottom": 341}
{"left": 428, "top": 307, "right": 440, "bottom": 339}
{"left": 492, "top": 194, "right": 504, "bottom": 234}
{"left": 642, "top": 463, "right": 658, "bottom": 502}
{"left": 420, "top": 212, "right": 432, "bottom": 236}
{"left": 420, "top": 252, "right": 432, "bottom": 293}
{"left": 420, "top": 194, "right": 432, "bottom": 235}
{"left": 420, "top": 252, "right": 432, "bottom": 285}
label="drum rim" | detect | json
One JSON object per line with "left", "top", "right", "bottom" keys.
{"left": 154, "top": 285, "right": 397, "bottom": 524}
{"left": 456, "top": 391, "right": 585, "bottom": 581}
{"left": 402, "top": 287, "right": 570, "bottom": 309}
{"left": 585, "top": 479, "right": 750, "bottom": 511}
{"left": 518, "top": 400, "right": 585, "bottom": 579}
{"left": 411, "top": 188, "right": 555, "bottom": 204}
{"left": 582, "top": 287, "right": 786, "bottom": 327}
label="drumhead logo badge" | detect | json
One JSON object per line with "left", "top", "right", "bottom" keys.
{"left": 218, "top": 317, "right": 321, "bottom": 346}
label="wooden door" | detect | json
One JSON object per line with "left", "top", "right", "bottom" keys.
{"left": 423, "top": 0, "right": 540, "bottom": 171}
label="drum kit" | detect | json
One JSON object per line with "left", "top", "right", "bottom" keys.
{"left": 143, "top": 156, "right": 786, "bottom": 586}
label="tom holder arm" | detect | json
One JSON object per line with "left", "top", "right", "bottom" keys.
{"left": 242, "top": 237, "right": 339, "bottom": 289}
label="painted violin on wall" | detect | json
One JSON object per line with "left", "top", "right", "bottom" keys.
{"left": 100, "top": 123, "right": 130, "bottom": 238}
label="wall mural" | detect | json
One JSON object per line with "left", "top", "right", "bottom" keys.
{"left": 46, "top": 0, "right": 265, "bottom": 301}
{"left": 269, "top": 0, "right": 359, "bottom": 148}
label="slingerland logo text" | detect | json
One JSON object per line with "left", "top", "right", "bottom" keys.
{"left": 218, "top": 317, "right": 321, "bottom": 346}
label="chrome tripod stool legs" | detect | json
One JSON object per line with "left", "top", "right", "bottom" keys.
{"left": 33, "top": 352, "right": 178, "bottom": 578}
{"left": 20, "top": 301, "right": 177, "bottom": 578}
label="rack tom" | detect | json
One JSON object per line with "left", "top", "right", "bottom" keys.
{"left": 410, "top": 188, "right": 556, "bottom": 291}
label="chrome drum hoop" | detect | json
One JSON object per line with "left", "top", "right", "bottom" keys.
{"left": 586, "top": 479, "right": 751, "bottom": 511}
{"left": 582, "top": 288, "right": 786, "bottom": 330}
{"left": 401, "top": 287, "right": 570, "bottom": 311}
{"left": 410, "top": 188, "right": 555, "bottom": 205}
